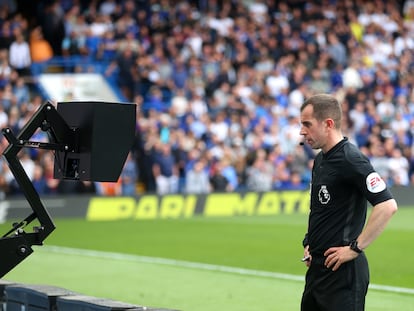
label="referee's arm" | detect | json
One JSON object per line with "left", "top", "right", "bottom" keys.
{"left": 354, "top": 198, "right": 398, "bottom": 251}
{"left": 324, "top": 199, "right": 397, "bottom": 271}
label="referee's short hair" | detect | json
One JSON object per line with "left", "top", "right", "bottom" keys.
{"left": 301, "top": 94, "right": 342, "bottom": 129}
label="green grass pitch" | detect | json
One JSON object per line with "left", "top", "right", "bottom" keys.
{"left": 2, "top": 207, "right": 414, "bottom": 310}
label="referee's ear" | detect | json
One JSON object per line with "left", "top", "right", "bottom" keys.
{"left": 325, "top": 118, "right": 335, "bottom": 129}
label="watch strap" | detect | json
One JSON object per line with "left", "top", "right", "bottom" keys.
{"left": 349, "top": 239, "right": 362, "bottom": 253}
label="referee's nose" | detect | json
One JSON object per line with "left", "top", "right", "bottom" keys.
{"left": 299, "top": 124, "right": 307, "bottom": 137}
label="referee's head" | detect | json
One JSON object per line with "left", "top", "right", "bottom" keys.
{"left": 301, "top": 94, "right": 342, "bottom": 130}
{"left": 300, "top": 94, "right": 344, "bottom": 153}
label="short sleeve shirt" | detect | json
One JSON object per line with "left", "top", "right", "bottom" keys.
{"left": 307, "top": 138, "right": 394, "bottom": 256}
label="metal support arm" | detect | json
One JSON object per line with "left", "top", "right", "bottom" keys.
{"left": 0, "top": 101, "right": 77, "bottom": 277}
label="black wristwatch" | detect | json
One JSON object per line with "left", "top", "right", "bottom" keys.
{"left": 349, "top": 240, "right": 363, "bottom": 254}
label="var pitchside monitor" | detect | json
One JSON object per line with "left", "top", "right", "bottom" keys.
{"left": 53, "top": 101, "right": 136, "bottom": 182}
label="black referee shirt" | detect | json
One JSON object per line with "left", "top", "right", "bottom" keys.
{"left": 306, "top": 138, "right": 394, "bottom": 256}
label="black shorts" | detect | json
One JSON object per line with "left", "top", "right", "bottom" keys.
{"left": 301, "top": 253, "right": 370, "bottom": 311}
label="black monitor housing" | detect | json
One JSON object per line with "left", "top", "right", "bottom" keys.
{"left": 0, "top": 100, "right": 136, "bottom": 277}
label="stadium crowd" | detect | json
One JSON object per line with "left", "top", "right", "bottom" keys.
{"left": 1, "top": 0, "right": 414, "bottom": 198}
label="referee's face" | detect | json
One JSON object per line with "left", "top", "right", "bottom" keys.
{"left": 300, "top": 105, "right": 327, "bottom": 151}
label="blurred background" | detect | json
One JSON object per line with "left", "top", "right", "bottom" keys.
{"left": 1, "top": 0, "right": 414, "bottom": 199}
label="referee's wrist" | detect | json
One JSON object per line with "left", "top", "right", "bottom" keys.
{"left": 349, "top": 239, "right": 363, "bottom": 254}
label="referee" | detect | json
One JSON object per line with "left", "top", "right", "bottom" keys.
{"left": 299, "top": 94, "right": 398, "bottom": 311}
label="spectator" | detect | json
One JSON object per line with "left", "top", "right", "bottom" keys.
{"left": 29, "top": 26, "right": 53, "bottom": 64}
{"left": 326, "top": 32, "right": 347, "bottom": 67}
{"left": 285, "top": 145, "right": 309, "bottom": 178}
{"left": 219, "top": 157, "right": 238, "bottom": 191}
{"left": 308, "top": 67, "right": 330, "bottom": 94}
{"left": 185, "top": 159, "right": 210, "bottom": 194}
{"left": 105, "top": 45, "right": 137, "bottom": 101}
{"left": 170, "top": 88, "right": 188, "bottom": 119}
{"left": 38, "top": 0, "right": 65, "bottom": 56}
{"left": 0, "top": 49, "right": 13, "bottom": 87}
{"left": 42, "top": 152, "right": 59, "bottom": 194}
{"left": 12, "top": 77, "right": 29, "bottom": 107}
{"left": 186, "top": 113, "right": 208, "bottom": 140}
{"left": 349, "top": 101, "right": 367, "bottom": 134}
{"left": 120, "top": 152, "right": 138, "bottom": 196}
{"left": 209, "top": 160, "right": 230, "bottom": 192}
{"left": 32, "top": 163, "right": 48, "bottom": 195}
{"left": 8, "top": 150, "right": 34, "bottom": 194}
{"left": 388, "top": 148, "right": 410, "bottom": 186}
{"left": 390, "top": 110, "right": 410, "bottom": 134}
{"left": 278, "top": 114, "right": 302, "bottom": 155}
{"left": 273, "top": 159, "right": 292, "bottom": 190}
{"left": 265, "top": 67, "right": 289, "bottom": 98}
{"left": 152, "top": 142, "right": 179, "bottom": 195}
{"left": 342, "top": 60, "right": 363, "bottom": 91}
{"left": 61, "top": 30, "right": 86, "bottom": 57}
{"left": 0, "top": 82, "right": 15, "bottom": 112}
{"left": 0, "top": 17, "right": 14, "bottom": 50}
{"left": 97, "top": 29, "right": 117, "bottom": 61}
{"left": 99, "top": 0, "right": 117, "bottom": 17}
{"left": 246, "top": 149, "right": 273, "bottom": 192}
{"left": 8, "top": 27, "right": 31, "bottom": 76}
{"left": 369, "top": 140, "right": 391, "bottom": 184}
{"left": 171, "top": 57, "right": 189, "bottom": 90}
{"left": 376, "top": 93, "right": 396, "bottom": 124}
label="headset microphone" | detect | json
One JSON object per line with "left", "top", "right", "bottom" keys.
{"left": 299, "top": 141, "right": 305, "bottom": 146}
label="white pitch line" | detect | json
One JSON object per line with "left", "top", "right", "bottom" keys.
{"left": 40, "top": 245, "right": 414, "bottom": 295}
